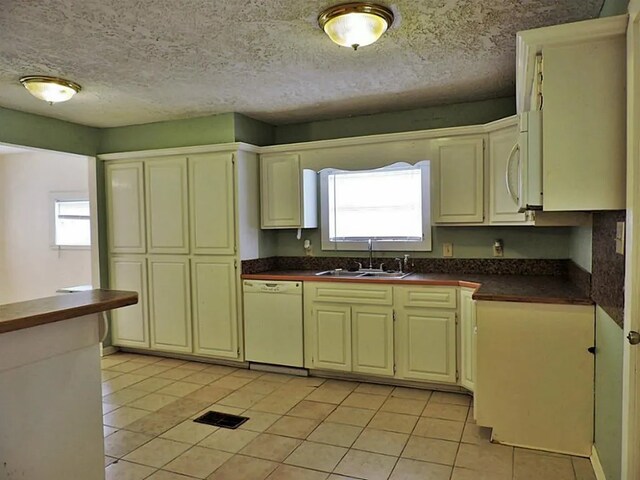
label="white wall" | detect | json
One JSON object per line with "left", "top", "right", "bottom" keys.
{"left": 0, "top": 151, "right": 91, "bottom": 304}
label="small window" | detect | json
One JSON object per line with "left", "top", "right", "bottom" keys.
{"left": 320, "top": 162, "right": 431, "bottom": 251}
{"left": 51, "top": 193, "right": 91, "bottom": 248}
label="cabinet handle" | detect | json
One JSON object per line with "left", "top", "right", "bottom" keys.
{"left": 505, "top": 143, "right": 520, "bottom": 205}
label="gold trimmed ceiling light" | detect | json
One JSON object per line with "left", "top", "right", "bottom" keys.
{"left": 19, "top": 76, "right": 81, "bottom": 104}
{"left": 318, "top": 2, "right": 394, "bottom": 50}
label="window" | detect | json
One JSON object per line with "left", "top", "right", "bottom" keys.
{"left": 320, "top": 162, "right": 431, "bottom": 251}
{"left": 50, "top": 193, "right": 91, "bottom": 248}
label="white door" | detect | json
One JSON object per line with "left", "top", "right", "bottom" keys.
{"left": 260, "top": 153, "right": 301, "bottom": 228}
{"left": 312, "top": 304, "right": 352, "bottom": 372}
{"left": 148, "top": 256, "right": 192, "bottom": 353}
{"left": 105, "top": 162, "right": 145, "bottom": 253}
{"left": 431, "top": 136, "right": 485, "bottom": 223}
{"left": 460, "top": 288, "right": 477, "bottom": 391}
{"left": 488, "top": 121, "right": 528, "bottom": 224}
{"left": 623, "top": 3, "right": 640, "bottom": 478}
{"left": 189, "top": 153, "right": 236, "bottom": 255}
{"left": 352, "top": 306, "right": 394, "bottom": 377}
{"left": 145, "top": 157, "right": 189, "bottom": 254}
{"left": 109, "top": 256, "right": 149, "bottom": 348}
{"left": 397, "top": 308, "right": 457, "bottom": 383}
{"left": 191, "top": 257, "right": 239, "bottom": 359}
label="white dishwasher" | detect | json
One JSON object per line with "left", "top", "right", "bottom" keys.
{"left": 243, "top": 280, "right": 303, "bottom": 367}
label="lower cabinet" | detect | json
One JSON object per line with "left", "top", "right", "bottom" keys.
{"left": 394, "top": 286, "right": 458, "bottom": 384}
{"left": 305, "top": 283, "right": 458, "bottom": 382}
{"left": 305, "top": 283, "right": 395, "bottom": 377}
{"left": 110, "top": 253, "right": 241, "bottom": 361}
{"left": 109, "top": 256, "right": 150, "bottom": 348}
{"left": 192, "top": 257, "right": 239, "bottom": 359}
{"left": 148, "top": 256, "right": 192, "bottom": 353}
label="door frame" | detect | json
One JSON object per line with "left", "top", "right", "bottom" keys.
{"left": 622, "top": 2, "right": 640, "bottom": 479}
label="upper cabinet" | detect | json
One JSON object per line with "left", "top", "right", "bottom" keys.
{"left": 145, "top": 157, "right": 189, "bottom": 254}
{"left": 431, "top": 135, "right": 485, "bottom": 224}
{"left": 488, "top": 119, "right": 528, "bottom": 224}
{"left": 105, "top": 161, "right": 146, "bottom": 253}
{"left": 189, "top": 153, "right": 236, "bottom": 255}
{"left": 260, "top": 153, "right": 318, "bottom": 229}
{"left": 516, "top": 16, "right": 626, "bottom": 211}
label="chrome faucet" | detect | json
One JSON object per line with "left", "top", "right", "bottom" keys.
{"left": 367, "top": 238, "right": 374, "bottom": 269}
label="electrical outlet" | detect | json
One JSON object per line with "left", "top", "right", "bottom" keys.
{"left": 493, "top": 239, "right": 504, "bottom": 257}
{"left": 616, "top": 221, "right": 625, "bottom": 255}
{"left": 443, "top": 243, "right": 453, "bottom": 257}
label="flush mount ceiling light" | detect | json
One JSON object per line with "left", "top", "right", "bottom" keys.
{"left": 19, "top": 75, "right": 81, "bottom": 104}
{"left": 318, "top": 2, "right": 394, "bottom": 50}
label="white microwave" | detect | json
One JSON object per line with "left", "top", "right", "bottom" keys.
{"left": 506, "top": 110, "right": 543, "bottom": 212}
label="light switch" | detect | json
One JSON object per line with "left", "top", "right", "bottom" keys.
{"left": 616, "top": 221, "right": 625, "bottom": 255}
{"left": 443, "top": 243, "right": 453, "bottom": 257}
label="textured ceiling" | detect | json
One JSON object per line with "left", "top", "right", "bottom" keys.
{"left": 0, "top": 0, "right": 603, "bottom": 128}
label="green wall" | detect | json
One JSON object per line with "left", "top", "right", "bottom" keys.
{"left": 273, "top": 97, "right": 516, "bottom": 144}
{"left": 0, "top": 107, "right": 99, "bottom": 156}
{"left": 272, "top": 226, "right": 571, "bottom": 259}
{"left": 233, "top": 113, "right": 275, "bottom": 146}
{"left": 569, "top": 226, "right": 593, "bottom": 272}
{"left": 600, "top": 0, "right": 629, "bottom": 16}
{"left": 595, "top": 306, "right": 624, "bottom": 480}
{"left": 98, "top": 113, "right": 235, "bottom": 154}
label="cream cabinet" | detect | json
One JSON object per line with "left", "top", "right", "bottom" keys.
{"left": 431, "top": 136, "right": 485, "bottom": 224}
{"left": 105, "top": 162, "right": 146, "bottom": 253}
{"left": 459, "top": 288, "right": 477, "bottom": 392}
{"left": 304, "top": 283, "right": 394, "bottom": 376}
{"left": 352, "top": 306, "right": 394, "bottom": 376}
{"left": 260, "top": 153, "right": 317, "bottom": 229}
{"left": 475, "top": 301, "right": 594, "bottom": 455}
{"left": 189, "top": 153, "right": 235, "bottom": 255}
{"left": 488, "top": 120, "right": 528, "bottom": 224}
{"left": 148, "top": 256, "right": 192, "bottom": 353}
{"left": 191, "top": 257, "right": 239, "bottom": 359}
{"left": 109, "top": 256, "right": 149, "bottom": 348}
{"left": 145, "top": 157, "right": 189, "bottom": 254}
{"left": 311, "top": 304, "right": 352, "bottom": 372}
{"left": 394, "top": 286, "right": 458, "bottom": 384}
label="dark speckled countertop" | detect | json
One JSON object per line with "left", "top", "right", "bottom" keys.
{"left": 241, "top": 271, "right": 593, "bottom": 306}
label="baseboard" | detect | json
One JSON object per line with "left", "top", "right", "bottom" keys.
{"left": 101, "top": 345, "right": 118, "bottom": 357}
{"left": 591, "top": 444, "right": 607, "bottom": 480}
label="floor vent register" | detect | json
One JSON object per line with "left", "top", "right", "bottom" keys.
{"left": 193, "top": 411, "right": 249, "bottom": 429}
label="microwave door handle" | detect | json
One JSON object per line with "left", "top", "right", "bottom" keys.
{"left": 505, "top": 143, "right": 520, "bottom": 205}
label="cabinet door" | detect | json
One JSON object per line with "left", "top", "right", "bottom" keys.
{"left": 189, "top": 153, "right": 236, "bottom": 255}
{"left": 488, "top": 124, "right": 528, "bottom": 224}
{"left": 109, "top": 256, "right": 149, "bottom": 348}
{"left": 261, "top": 153, "right": 301, "bottom": 228}
{"left": 352, "top": 306, "right": 394, "bottom": 377}
{"left": 191, "top": 257, "right": 239, "bottom": 359}
{"left": 148, "top": 256, "right": 192, "bottom": 353}
{"left": 145, "top": 157, "right": 189, "bottom": 254}
{"left": 311, "top": 304, "right": 352, "bottom": 371}
{"left": 397, "top": 308, "right": 457, "bottom": 383}
{"left": 431, "top": 136, "right": 485, "bottom": 223}
{"left": 105, "top": 162, "right": 145, "bottom": 253}
{"left": 460, "top": 288, "right": 477, "bottom": 391}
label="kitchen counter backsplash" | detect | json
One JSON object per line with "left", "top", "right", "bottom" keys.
{"left": 568, "top": 261, "right": 592, "bottom": 299}
{"left": 242, "top": 256, "right": 570, "bottom": 277}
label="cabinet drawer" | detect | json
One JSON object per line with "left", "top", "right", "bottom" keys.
{"left": 395, "top": 286, "right": 457, "bottom": 309}
{"left": 309, "top": 283, "right": 393, "bottom": 306}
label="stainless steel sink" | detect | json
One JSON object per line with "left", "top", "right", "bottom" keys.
{"left": 315, "top": 270, "right": 366, "bottom": 277}
{"left": 359, "top": 271, "right": 413, "bottom": 279}
{"left": 315, "top": 269, "right": 412, "bottom": 279}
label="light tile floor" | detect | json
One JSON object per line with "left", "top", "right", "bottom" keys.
{"left": 102, "top": 352, "right": 597, "bottom": 480}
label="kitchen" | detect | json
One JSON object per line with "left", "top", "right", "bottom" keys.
{"left": 0, "top": 1, "right": 639, "bottom": 480}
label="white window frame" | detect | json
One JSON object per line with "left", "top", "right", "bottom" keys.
{"left": 49, "top": 191, "right": 91, "bottom": 250}
{"left": 320, "top": 161, "right": 432, "bottom": 252}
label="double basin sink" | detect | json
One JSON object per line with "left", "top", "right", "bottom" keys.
{"left": 315, "top": 269, "right": 412, "bottom": 279}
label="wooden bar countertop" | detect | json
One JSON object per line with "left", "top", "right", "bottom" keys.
{"left": 0, "top": 289, "right": 138, "bottom": 334}
{"left": 242, "top": 271, "right": 593, "bottom": 306}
